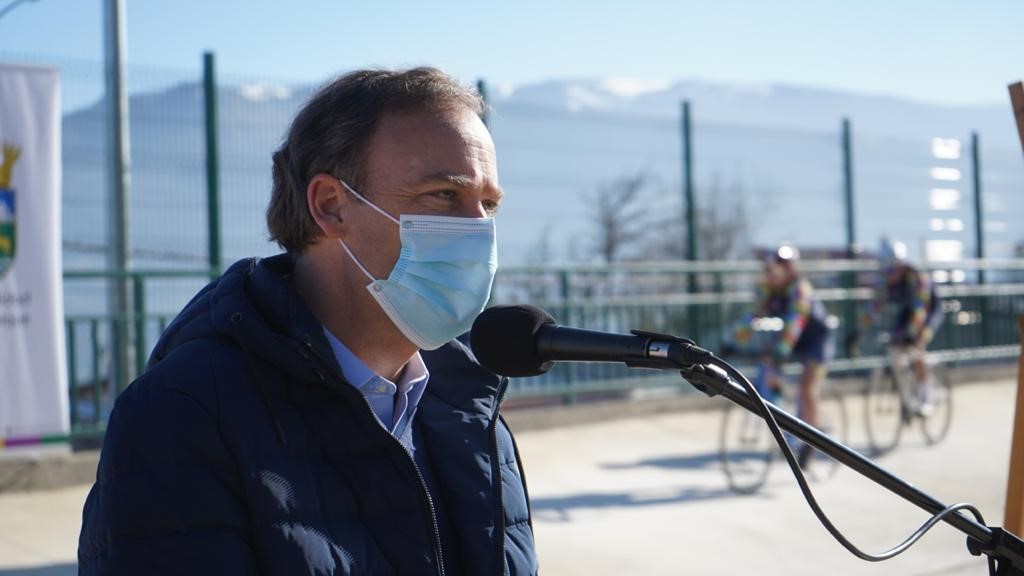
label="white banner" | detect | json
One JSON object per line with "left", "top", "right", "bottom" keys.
{"left": 0, "top": 64, "right": 68, "bottom": 447}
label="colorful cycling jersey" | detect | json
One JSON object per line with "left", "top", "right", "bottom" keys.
{"left": 750, "top": 277, "right": 831, "bottom": 362}
{"left": 872, "top": 264, "right": 941, "bottom": 340}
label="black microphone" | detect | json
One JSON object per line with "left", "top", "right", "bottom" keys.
{"left": 469, "top": 304, "right": 713, "bottom": 377}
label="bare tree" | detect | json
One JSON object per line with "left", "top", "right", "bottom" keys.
{"left": 697, "top": 173, "right": 751, "bottom": 260}
{"left": 647, "top": 172, "right": 754, "bottom": 261}
{"left": 586, "top": 172, "right": 654, "bottom": 263}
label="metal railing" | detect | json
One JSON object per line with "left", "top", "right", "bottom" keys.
{"left": 490, "top": 259, "right": 1024, "bottom": 400}
{"left": 64, "top": 269, "right": 215, "bottom": 434}
{"left": 63, "top": 259, "right": 1024, "bottom": 430}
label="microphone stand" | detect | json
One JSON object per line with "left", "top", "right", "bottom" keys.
{"left": 614, "top": 330, "right": 1024, "bottom": 569}
{"left": 675, "top": 356, "right": 1019, "bottom": 569}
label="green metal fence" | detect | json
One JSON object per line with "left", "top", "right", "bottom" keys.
{"left": 63, "top": 259, "right": 1024, "bottom": 431}
{"left": 64, "top": 269, "right": 215, "bottom": 435}
{"left": 491, "top": 259, "right": 1024, "bottom": 400}
{"left": 5, "top": 49, "right": 1018, "bottom": 431}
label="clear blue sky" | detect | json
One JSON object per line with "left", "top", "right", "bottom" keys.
{"left": 2, "top": 0, "right": 1021, "bottom": 108}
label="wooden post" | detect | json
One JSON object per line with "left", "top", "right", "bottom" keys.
{"left": 1010, "top": 82, "right": 1024, "bottom": 156}
{"left": 1006, "top": 316, "right": 1024, "bottom": 536}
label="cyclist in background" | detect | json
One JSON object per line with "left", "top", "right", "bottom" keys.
{"left": 735, "top": 245, "right": 835, "bottom": 465}
{"left": 862, "top": 238, "right": 944, "bottom": 414}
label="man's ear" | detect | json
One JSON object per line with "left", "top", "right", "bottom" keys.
{"left": 307, "top": 174, "right": 352, "bottom": 239}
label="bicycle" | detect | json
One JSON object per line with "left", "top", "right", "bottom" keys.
{"left": 863, "top": 344, "right": 953, "bottom": 455}
{"left": 719, "top": 358, "right": 849, "bottom": 495}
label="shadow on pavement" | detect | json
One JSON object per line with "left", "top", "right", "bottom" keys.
{"left": 600, "top": 443, "right": 887, "bottom": 474}
{"left": 601, "top": 451, "right": 721, "bottom": 472}
{"left": 0, "top": 565, "right": 76, "bottom": 576}
{"left": 531, "top": 484, "right": 761, "bottom": 522}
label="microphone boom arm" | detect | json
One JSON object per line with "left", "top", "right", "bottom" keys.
{"left": 678, "top": 357, "right": 1024, "bottom": 575}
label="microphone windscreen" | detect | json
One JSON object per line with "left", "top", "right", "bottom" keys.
{"left": 470, "top": 305, "right": 556, "bottom": 377}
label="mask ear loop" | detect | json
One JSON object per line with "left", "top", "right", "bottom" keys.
{"left": 333, "top": 177, "right": 400, "bottom": 283}
{"left": 338, "top": 239, "right": 377, "bottom": 283}
{"left": 337, "top": 178, "right": 400, "bottom": 225}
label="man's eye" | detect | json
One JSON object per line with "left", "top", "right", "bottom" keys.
{"left": 483, "top": 200, "right": 500, "bottom": 214}
{"left": 434, "top": 189, "right": 456, "bottom": 201}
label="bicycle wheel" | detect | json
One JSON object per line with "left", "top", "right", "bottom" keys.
{"left": 720, "top": 403, "right": 774, "bottom": 494}
{"left": 864, "top": 367, "right": 905, "bottom": 455}
{"left": 799, "top": 386, "right": 848, "bottom": 482}
{"left": 920, "top": 365, "right": 953, "bottom": 445}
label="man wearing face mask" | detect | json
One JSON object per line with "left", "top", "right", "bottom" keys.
{"left": 78, "top": 68, "right": 539, "bottom": 575}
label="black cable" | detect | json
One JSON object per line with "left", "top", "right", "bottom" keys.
{"left": 709, "top": 355, "right": 988, "bottom": 563}
{"left": 0, "top": 0, "right": 38, "bottom": 21}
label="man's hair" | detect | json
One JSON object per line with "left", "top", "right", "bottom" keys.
{"left": 267, "top": 67, "right": 486, "bottom": 252}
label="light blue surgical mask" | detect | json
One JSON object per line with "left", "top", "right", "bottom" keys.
{"left": 337, "top": 179, "right": 498, "bottom": 350}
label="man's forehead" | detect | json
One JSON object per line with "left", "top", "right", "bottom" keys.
{"left": 365, "top": 110, "right": 500, "bottom": 191}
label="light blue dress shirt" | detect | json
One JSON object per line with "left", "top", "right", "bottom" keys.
{"left": 321, "top": 326, "right": 429, "bottom": 445}
{"left": 320, "top": 327, "right": 454, "bottom": 572}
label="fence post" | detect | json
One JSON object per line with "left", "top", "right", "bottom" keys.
{"left": 105, "top": 0, "right": 134, "bottom": 393}
{"left": 133, "top": 274, "right": 147, "bottom": 379}
{"left": 90, "top": 320, "right": 102, "bottom": 424}
{"left": 203, "top": 51, "right": 223, "bottom": 276}
{"left": 477, "top": 79, "right": 490, "bottom": 128}
{"left": 67, "top": 321, "right": 78, "bottom": 429}
{"left": 841, "top": 118, "right": 858, "bottom": 349}
{"left": 681, "top": 100, "right": 697, "bottom": 263}
{"left": 681, "top": 101, "right": 700, "bottom": 341}
{"left": 1004, "top": 316, "right": 1024, "bottom": 536}
{"left": 559, "top": 268, "right": 576, "bottom": 405}
{"left": 842, "top": 118, "right": 856, "bottom": 257}
{"left": 971, "top": 131, "right": 990, "bottom": 345}
{"left": 972, "top": 132, "right": 985, "bottom": 280}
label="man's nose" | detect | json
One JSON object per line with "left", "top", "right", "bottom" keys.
{"left": 458, "top": 198, "right": 489, "bottom": 219}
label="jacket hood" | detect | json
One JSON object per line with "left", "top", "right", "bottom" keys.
{"left": 149, "top": 254, "right": 338, "bottom": 388}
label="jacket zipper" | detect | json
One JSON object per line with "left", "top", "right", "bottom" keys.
{"left": 490, "top": 376, "right": 510, "bottom": 576}
{"left": 302, "top": 339, "right": 447, "bottom": 576}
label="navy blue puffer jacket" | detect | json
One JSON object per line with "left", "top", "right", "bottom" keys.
{"left": 78, "top": 255, "right": 538, "bottom": 575}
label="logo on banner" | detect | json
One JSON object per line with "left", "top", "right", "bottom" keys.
{"left": 0, "top": 144, "right": 19, "bottom": 277}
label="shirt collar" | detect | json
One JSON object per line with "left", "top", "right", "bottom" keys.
{"left": 399, "top": 352, "right": 430, "bottom": 394}
{"left": 321, "top": 325, "right": 430, "bottom": 394}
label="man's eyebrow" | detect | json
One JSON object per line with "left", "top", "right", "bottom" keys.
{"left": 417, "top": 172, "right": 505, "bottom": 200}
{"left": 417, "top": 172, "right": 476, "bottom": 188}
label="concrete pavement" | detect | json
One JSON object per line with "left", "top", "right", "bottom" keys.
{"left": 517, "top": 378, "right": 1016, "bottom": 576}
{"left": 0, "top": 377, "right": 1017, "bottom": 575}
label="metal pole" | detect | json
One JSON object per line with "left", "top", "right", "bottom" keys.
{"left": 476, "top": 79, "right": 489, "bottom": 128}
{"left": 682, "top": 101, "right": 700, "bottom": 344}
{"left": 66, "top": 321, "right": 78, "bottom": 428}
{"left": 842, "top": 118, "right": 856, "bottom": 258}
{"left": 91, "top": 320, "right": 101, "bottom": 425}
{"left": 972, "top": 132, "right": 985, "bottom": 283}
{"left": 971, "top": 132, "right": 990, "bottom": 346}
{"left": 682, "top": 100, "right": 697, "bottom": 262}
{"left": 104, "top": 0, "right": 134, "bottom": 387}
{"left": 559, "top": 268, "right": 576, "bottom": 405}
{"left": 133, "top": 275, "right": 146, "bottom": 378}
{"left": 203, "top": 51, "right": 222, "bottom": 275}
{"left": 841, "top": 118, "right": 858, "bottom": 349}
